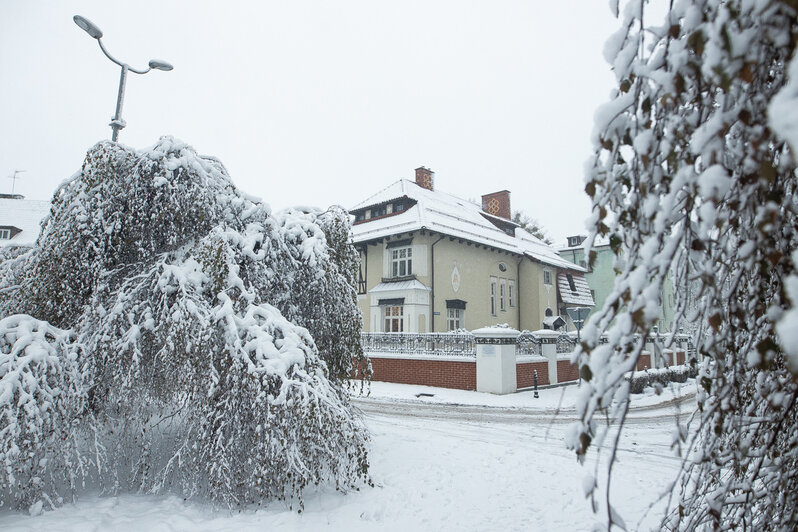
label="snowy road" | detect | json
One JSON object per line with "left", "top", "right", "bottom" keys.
{"left": 0, "top": 383, "right": 695, "bottom": 531}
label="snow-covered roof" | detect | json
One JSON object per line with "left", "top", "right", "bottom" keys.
{"left": 542, "top": 315, "right": 566, "bottom": 327}
{"left": 557, "top": 235, "right": 610, "bottom": 252}
{"left": 369, "top": 279, "right": 430, "bottom": 293}
{"left": 557, "top": 272, "right": 595, "bottom": 306}
{"left": 351, "top": 180, "right": 584, "bottom": 271}
{"left": 0, "top": 196, "right": 50, "bottom": 247}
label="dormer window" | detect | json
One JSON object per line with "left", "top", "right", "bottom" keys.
{"left": 567, "top": 235, "right": 586, "bottom": 248}
{"left": 0, "top": 228, "right": 11, "bottom": 239}
{"left": 566, "top": 273, "right": 576, "bottom": 292}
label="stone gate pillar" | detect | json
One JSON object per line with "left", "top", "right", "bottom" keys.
{"left": 473, "top": 326, "right": 519, "bottom": 395}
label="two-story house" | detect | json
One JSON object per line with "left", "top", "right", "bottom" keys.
{"left": 558, "top": 235, "right": 676, "bottom": 332}
{"left": 350, "top": 168, "right": 593, "bottom": 333}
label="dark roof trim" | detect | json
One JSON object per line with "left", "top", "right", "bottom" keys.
{"left": 386, "top": 238, "right": 413, "bottom": 249}
{"left": 445, "top": 299, "right": 467, "bottom": 310}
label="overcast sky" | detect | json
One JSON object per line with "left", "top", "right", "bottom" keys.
{"left": 0, "top": 1, "right": 619, "bottom": 244}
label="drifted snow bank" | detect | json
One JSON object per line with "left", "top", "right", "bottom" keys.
{"left": 0, "top": 138, "right": 369, "bottom": 512}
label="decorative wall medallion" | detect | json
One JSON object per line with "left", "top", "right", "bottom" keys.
{"left": 451, "top": 264, "right": 461, "bottom": 293}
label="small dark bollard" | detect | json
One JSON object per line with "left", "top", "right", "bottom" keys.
{"left": 533, "top": 369, "right": 539, "bottom": 398}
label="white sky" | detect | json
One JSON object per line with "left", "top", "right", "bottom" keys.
{"left": 0, "top": 1, "right": 619, "bottom": 244}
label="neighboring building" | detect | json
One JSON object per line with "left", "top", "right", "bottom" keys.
{"left": 350, "top": 167, "right": 593, "bottom": 333}
{"left": 0, "top": 194, "right": 50, "bottom": 248}
{"left": 558, "top": 235, "right": 676, "bottom": 332}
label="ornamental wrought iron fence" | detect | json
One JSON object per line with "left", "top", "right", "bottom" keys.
{"left": 556, "top": 333, "right": 576, "bottom": 354}
{"left": 359, "top": 331, "right": 692, "bottom": 359}
{"left": 360, "top": 332, "right": 476, "bottom": 357}
{"left": 516, "top": 331, "right": 542, "bottom": 356}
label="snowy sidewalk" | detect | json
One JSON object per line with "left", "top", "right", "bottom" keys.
{"left": 353, "top": 379, "right": 697, "bottom": 416}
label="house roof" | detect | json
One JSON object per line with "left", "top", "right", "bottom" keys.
{"left": 369, "top": 279, "right": 430, "bottom": 293}
{"left": 557, "top": 235, "right": 610, "bottom": 252}
{"left": 351, "top": 179, "right": 584, "bottom": 272}
{"left": 0, "top": 196, "right": 50, "bottom": 247}
{"left": 557, "top": 272, "right": 595, "bottom": 306}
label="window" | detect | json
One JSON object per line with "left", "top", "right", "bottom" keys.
{"left": 543, "top": 269, "right": 552, "bottom": 285}
{"left": 566, "top": 273, "right": 576, "bottom": 292}
{"left": 0, "top": 229, "right": 10, "bottom": 240}
{"left": 508, "top": 280, "right": 515, "bottom": 307}
{"left": 447, "top": 308, "right": 463, "bottom": 330}
{"left": 499, "top": 279, "right": 507, "bottom": 311}
{"left": 545, "top": 307, "right": 553, "bottom": 317}
{"left": 490, "top": 277, "right": 497, "bottom": 315}
{"left": 391, "top": 246, "right": 413, "bottom": 277}
{"left": 384, "top": 305, "right": 404, "bottom": 332}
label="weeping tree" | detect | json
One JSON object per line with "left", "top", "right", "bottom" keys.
{"left": 0, "top": 138, "right": 369, "bottom": 511}
{"left": 572, "top": 0, "right": 798, "bottom": 529}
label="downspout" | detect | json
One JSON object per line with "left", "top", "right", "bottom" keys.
{"left": 364, "top": 245, "right": 368, "bottom": 330}
{"left": 430, "top": 233, "right": 445, "bottom": 332}
{"left": 517, "top": 258, "right": 522, "bottom": 330}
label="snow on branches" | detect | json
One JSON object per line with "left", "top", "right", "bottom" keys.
{"left": 0, "top": 138, "right": 369, "bottom": 511}
{"left": 575, "top": 0, "right": 798, "bottom": 529}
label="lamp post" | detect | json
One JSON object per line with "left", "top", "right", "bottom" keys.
{"left": 73, "top": 15, "right": 173, "bottom": 142}
{"left": 566, "top": 306, "right": 591, "bottom": 387}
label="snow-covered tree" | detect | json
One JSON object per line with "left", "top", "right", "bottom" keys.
{"left": 0, "top": 138, "right": 370, "bottom": 511}
{"left": 573, "top": 1, "right": 798, "bottom": 529}
{"left": 511, "top": 210, "right": 552, "bottom": 244}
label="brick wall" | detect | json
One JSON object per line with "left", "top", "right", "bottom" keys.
{"left": 636, "top": 353, "right": 652, "bottom": 371}
{"left": 557, "top": 359, "right": 580, "bottom": 383}
{"left": 369, "top": 357, "right": 476, "bottom": 390}
{"left": 364, "top": 350, "right": 688, "bottom": 391}
{"left": 517, "top": 360, "right": 550, "bottom": 388}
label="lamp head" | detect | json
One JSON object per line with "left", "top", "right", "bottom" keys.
{"left": 73, "top": 15, "right": 103, "bottom": 39}
{"left": 148, "top": 59, "right": 174, "bottom": 71}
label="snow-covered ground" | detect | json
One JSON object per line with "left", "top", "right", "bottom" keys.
{"left": 0, "top": 381, "right": 696, "bottom": 531}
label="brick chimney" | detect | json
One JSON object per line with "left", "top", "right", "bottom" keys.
{"left": 415, "top": 166, "right": 434, "bottom": 191}
{"left": 481, "top": 190, "right": 511, "bottom": 220}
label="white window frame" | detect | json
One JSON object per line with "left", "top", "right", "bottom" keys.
{"left": 383, "top": 304, "right": 404, "bottom": 332}
{"left": 391, "top": 246, "right": 413, "bottom": 277}
{"left": 0, "top": 229, "right": 10, "bottom": 240}
{"left": 508, "top": 280, "right": 515, "bottom": 307}
{"left": 490, "top": 276, "right": 497, "bottom": 316}
{"left": 499, "top": 278, "right": 507, "bottom": 312}
{"left": 543, "top": 269, "right": 552, "bottom": 285}
{"left": 447, "top": 308, "right": 463, "bottom": 331}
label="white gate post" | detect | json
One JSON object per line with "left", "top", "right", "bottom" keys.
{"left": 536, "top": 330, "right": 560, "bottom": 384}
{"left": 473, "top": 326, "right": 519, "bottom": 394}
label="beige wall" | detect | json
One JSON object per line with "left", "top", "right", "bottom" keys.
{"left": 357, "top": 230, "right": 563, "bottom": 333}
{"left": 429, "top": 237, "right": 520, "bottom": 332}
{"left": 518, "top": 260, "right": 559, "bottom": 332}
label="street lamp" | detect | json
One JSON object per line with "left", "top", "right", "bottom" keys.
{"left": 73, "top": 15, "right": 173, "bottom": 142}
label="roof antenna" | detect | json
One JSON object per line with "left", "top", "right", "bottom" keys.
{"left": 9, "top": 170, "right": 25, "bottom": 194}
